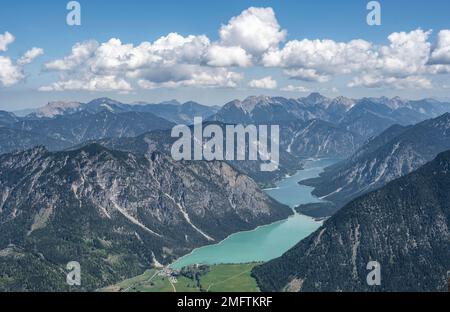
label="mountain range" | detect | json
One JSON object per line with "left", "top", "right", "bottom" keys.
{"left": 280, "top": 119, "right": 364, "bottom": 158}
{"left": 80, "top": 123, "right": 303, "bottom": 187}
{"left": 3, "top": 94, "right": 450, "bottom": 162}
{"left": 1, "top": 93, "right": 450, "bottom": 292}
{"left": 0, "top": 144, "right": 290, "bottom": 291}
{"left": 25, "top": 97, "right": 220, "bottom": 125}
{"left": 211, "top": 94, "right": 449, "bottom": 139}
{"left": 299, "top": 113, "right": 450, "bottom": 216}
{"left": 0, "top": 109, "right": 174, "bottom": 155}
{"left": 253, "top": 150, "right": 450, "bottom": 292}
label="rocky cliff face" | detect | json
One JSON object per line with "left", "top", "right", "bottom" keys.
{"left": 0, "top": 144, "right": 291, "bottom": 291}
{"left": 281, "top": 119, "right": 363, "bottom": 158}
{"left": 253, "top": 151, "right": 450, "bottom": 292}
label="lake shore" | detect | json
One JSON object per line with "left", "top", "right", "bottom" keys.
{"left": 170, "top": 158, "right": 339, "bottom": 270}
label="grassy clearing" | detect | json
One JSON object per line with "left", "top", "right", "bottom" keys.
{"left": 101, "top": 263, "right": 261, "bottom": 292}
{"left": 199, "top": 263, "right": 260, "bottom": 292}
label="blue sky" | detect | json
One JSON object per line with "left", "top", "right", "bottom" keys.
{"left": 0, "top": 0, "right": 449, "bottom": 110}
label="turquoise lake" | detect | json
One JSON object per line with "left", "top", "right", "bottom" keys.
{"left": 171, "top": 158, "right": 338, "bottom": 269}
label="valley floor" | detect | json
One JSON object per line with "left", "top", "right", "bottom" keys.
{"left": 101, "top": 263, "right": 260, "bottom": 292}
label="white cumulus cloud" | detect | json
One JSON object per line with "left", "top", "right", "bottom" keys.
{"left": 36, "top": 7, "right": 450, "bottom": 92}
{"left": 0, "top": 32, "right": 15, "bottom": 52}
{"left": 348, "top": 74, "right": 432, "bottom": 89}
{"left": 38, "top": 75, "right": 132, "bottom": 92}
{"left": 45, "top": 40, "right": 99, "bottom": 71}
{"left": 18, "top": 47, "right": 44, "bottom": 65}
{"left": 219, "top": 7, "right": 286, "bottom": 55}
{"left": 262, "top": 27, "right": 448, "bottom": 89}
{"left": 0, "top": 56, "right": 24, "bottom": 87}
{"left": 281, "top": 85, "right": 311, "bottom": 92}
{"left": 206, "top": 45, "right": 252, "bottom": 67}
{"left": 0, "top": 32, "right": 43, "bottom": 87}
{"left": 283, "top": 68, "right": 331, "bottom": 83}
{"left": 248, "top": 76, "right": 277, "bottom": 89}
{"left": 262, "top": 38, "right": 375, "bottom": 75}
{"left": 138, "top": 67, "right": 243, "bottom": 89}
{"left": 41, "top": 33, "right": 242, "bottom": 91}
{"left": 430, "top": 29, "right": 450, "bottom": 65}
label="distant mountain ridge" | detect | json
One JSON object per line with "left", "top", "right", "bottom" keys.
{"left": 0, "top": 110, "right": 175, "bottom": 157}
{"left": 14, "top": 109, "right": 174, "bottom": 146}
{"left": 33, "top": 101, "right": 84, "bottom": 118}
{"left": 210, "top": 94, "right": 352, "bottom": 125}
{"left": 300, "top": 113, "right": 450, "bottom": 216}
{"left": 9, "top": 94, "right": 450, "bottom": 125}
{"left": 0, "top": 127, "right": 68, "bottom": 155}
{"left": 0, "top": 110, "right": 18, "bottom": 127}
{"left": 211, "top": 93, "right": 450, "bottom": 134}
{"left": 3, "top": 94, "right": 450, "bottom": 186}
{"left": 25, "top": 97, "right": 219, "bottom": 124}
